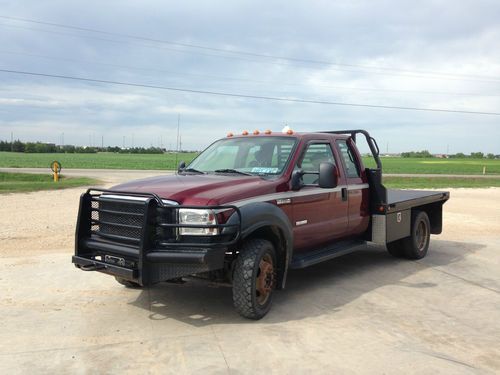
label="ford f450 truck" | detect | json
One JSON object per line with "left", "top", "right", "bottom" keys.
{"left": 73, "top": 129, "right": 449, "bottom": 319}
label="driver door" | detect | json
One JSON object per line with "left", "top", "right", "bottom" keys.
{"left": 291, "top": 141, "right": 349, "bottom": 252}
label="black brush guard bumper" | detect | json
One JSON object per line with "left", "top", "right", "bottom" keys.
{"left": 72, "top": 189, "right": 241, "bottom": 286}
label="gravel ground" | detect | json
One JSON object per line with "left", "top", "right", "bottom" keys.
{"left": 0, "top": 176, "right": 499, "bottom": 374}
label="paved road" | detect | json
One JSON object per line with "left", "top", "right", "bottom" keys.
{"left": 0, "top": 167, "right": 170, "bottom": 184}
{"left": 1, "top": 167, "right": 499, "bottom": 184}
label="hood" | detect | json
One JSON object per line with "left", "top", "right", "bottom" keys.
{"left": 111, "top": 173, "right": 282, "bottom": 205}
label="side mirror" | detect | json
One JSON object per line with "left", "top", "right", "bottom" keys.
{"left": 178, "top": 160, "right": 186, "bottom": 172}
{"left": 318, "top": 162, "right": 338, "bottom": 188}
{"left": 291, "top": 169, "right": 304, "bottom": 191}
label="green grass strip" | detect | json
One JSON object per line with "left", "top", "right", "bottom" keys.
{"left": 383, "top": 176, "right": 500, "bottom": 189}
{"left": 0, "top": 172, "right": 101, "bottom": 193}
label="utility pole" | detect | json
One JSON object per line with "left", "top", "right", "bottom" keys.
{"left": 122, "top": 136, "right": 125, "bottom": 149}
{"left": 101, "top": 135, "right": 104, "bottom": 149}
{"left": 132, "top": 133, "right": 134, "bottom": 148}
{"left": 11, "top": 131, "right": 13, "bottom": 152}
{"left": 175, "top": 114, "right": 180, "bottom": 168}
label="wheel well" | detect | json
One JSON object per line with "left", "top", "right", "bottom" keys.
{"left": 412, "top": 202, "right": 443, "bottom": 234}
{"left": 243, "top": 226, "right": 288, "bottom": 289}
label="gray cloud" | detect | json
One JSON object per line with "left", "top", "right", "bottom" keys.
{"left": 0, "top": 0, "right": 499, "bottom": 153}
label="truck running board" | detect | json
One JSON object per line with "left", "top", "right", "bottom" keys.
{"left": 290, "top": 239, "right": 367, "bottom": 269}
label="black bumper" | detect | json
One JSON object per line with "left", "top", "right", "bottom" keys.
{"left": 73, "top": 189, "right": 241, "bottom": 286}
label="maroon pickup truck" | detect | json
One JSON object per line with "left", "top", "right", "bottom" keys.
{"left": 73, "top": 129, "right": 449, "bottom": 319}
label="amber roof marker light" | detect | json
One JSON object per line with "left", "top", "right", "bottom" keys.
{"left": 282, "top": 125, "right": 294, "bottom": 135}
{"left": 242, "top": 130, "right": 249, "bottom": 135}
{"left": 227, "top": 132, "right": 234, "bottom": 137}
{"left": 253, "top": 130, "right": 260, "bottom": 135}
{"left": 264, "top": 129, "right": 272, "bottom": 134}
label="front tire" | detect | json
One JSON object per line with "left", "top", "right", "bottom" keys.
{"left": 232, "top": 239, "right": 276, "bottom": 320}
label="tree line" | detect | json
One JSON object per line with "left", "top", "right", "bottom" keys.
{"left": 0, "top": 140, "right": 168, "bottom": 154}
{"left": 400, "top": 150, "right": 496, "bottom": 159}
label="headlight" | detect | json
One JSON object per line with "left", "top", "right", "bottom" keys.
{"left": 178, "top": 208, "right": 218, "bottom": 236}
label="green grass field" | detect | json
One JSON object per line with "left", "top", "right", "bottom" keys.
{"left": 0, "top": 170, "right": 498, "bottom": 193}
{"left": 0, "top": 152, "right": 199, "bottom": 170}
{"left": 0, "top": 172, "right": 101, "bottom": 193}
{"left": 383, "top": 176, "right": 500, "bottom": 189}
{"left": 362, "top": 156, "right": 500, "bottom": 175}
{"left": 0, "top": 152, "right": 498, "bottom": 174}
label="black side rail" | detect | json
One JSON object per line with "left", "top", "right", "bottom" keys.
{"left": 85, "top": 188, "right": 167, "bottom": 206}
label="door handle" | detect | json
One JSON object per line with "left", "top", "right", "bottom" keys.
{"left": 341, "top": 187, "right": 348, "bottom": 201}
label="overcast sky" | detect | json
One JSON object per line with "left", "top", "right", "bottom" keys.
{"left": 0, "top": 0, "right": 499, "bottom": 153}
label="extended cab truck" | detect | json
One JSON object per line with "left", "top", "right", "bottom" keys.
{"left": 73, "top": 129, "right": 449, "bottom": 319}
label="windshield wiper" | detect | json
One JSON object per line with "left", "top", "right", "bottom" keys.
{"left": 180, "top": 168, "right": 205, "bottom": 174}
{"left": 214, "top": 169, "right": 252, "bottom": 176}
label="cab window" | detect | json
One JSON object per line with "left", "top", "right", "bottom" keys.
{"left": 336, "top": 140, "right": 361, "bottom": 178}
{"left": 298, "top": 143, "right": 335, "bottom": 185}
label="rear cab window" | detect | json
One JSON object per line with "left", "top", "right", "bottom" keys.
{"left": 336, "top": 139, "right": 361, "bottom": 179}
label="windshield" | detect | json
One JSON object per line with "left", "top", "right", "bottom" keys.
{"left": 187, "top": 136, "right": 297, "bottom": 176}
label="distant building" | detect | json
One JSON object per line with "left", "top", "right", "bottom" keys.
{"left": 381, "top": 153, "right": 401, "bottom": 157}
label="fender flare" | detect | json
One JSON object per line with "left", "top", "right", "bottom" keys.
{"left": 226, "top": 202, "right": 294, "bottom": 288}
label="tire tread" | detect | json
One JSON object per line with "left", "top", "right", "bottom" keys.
{"left": 233, "top": 239, "right": 274, "bottom": 319}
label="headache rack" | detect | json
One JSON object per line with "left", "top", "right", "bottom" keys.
{"left": 73, "top": 189, "right": 241, "bottom": 285}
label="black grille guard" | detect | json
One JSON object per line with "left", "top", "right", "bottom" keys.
{"left": 83, "top": 188, "right": 241, "bottom": 248}
{"left": 73, "top": 188, "right": 242, "bottom": 285}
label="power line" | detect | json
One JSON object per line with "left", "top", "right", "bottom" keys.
{"left": 2, "top": 24, "right": 500, "bottom": 89}
{"left": 1, "top": 15, "right": 499, "bottom": 83}
{"left": 1, "top": 68, "right": 499, "bottom": 116}
{"left": 2, "top": 50, "right": 499, "bottom": 98}
{"left": 1, "top": 14, "right": 498, "bottom": 80}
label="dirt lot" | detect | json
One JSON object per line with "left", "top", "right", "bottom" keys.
{"left": 1, "top": 175, "right": 499, "bottom": 374}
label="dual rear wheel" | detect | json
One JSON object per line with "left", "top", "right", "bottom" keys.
{"left": 387, "top": 210, "right": 430, "bottom": 260}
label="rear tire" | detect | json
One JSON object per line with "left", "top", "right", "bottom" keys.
{"left": 115, "top": 276, "right": 142, "bottom": 288}
{"left": 403, "top": 211, "right": 431, "bottom": 259}
{"left": 232, "top": 239, "right": 276, "bottom": 320}
{"left": 386, "top": 240, "right": 406, "bottom": 257}
{"left": 386, "top": 211, "right": 430, "bottom": 260}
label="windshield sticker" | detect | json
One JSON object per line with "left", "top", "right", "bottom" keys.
{"left": 251, "top": 167, "right": 279, "bottom": 174}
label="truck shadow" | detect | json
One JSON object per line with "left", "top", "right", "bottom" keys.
{"left": 129, "top": 239, "right": 485, "bottom": 326}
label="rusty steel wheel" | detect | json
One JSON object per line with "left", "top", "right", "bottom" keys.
{"left": 232, "top": 239, "right": 277, "bottom": 320}
{"left": 255, "top": 254, "right": 275, "bottom": 306}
